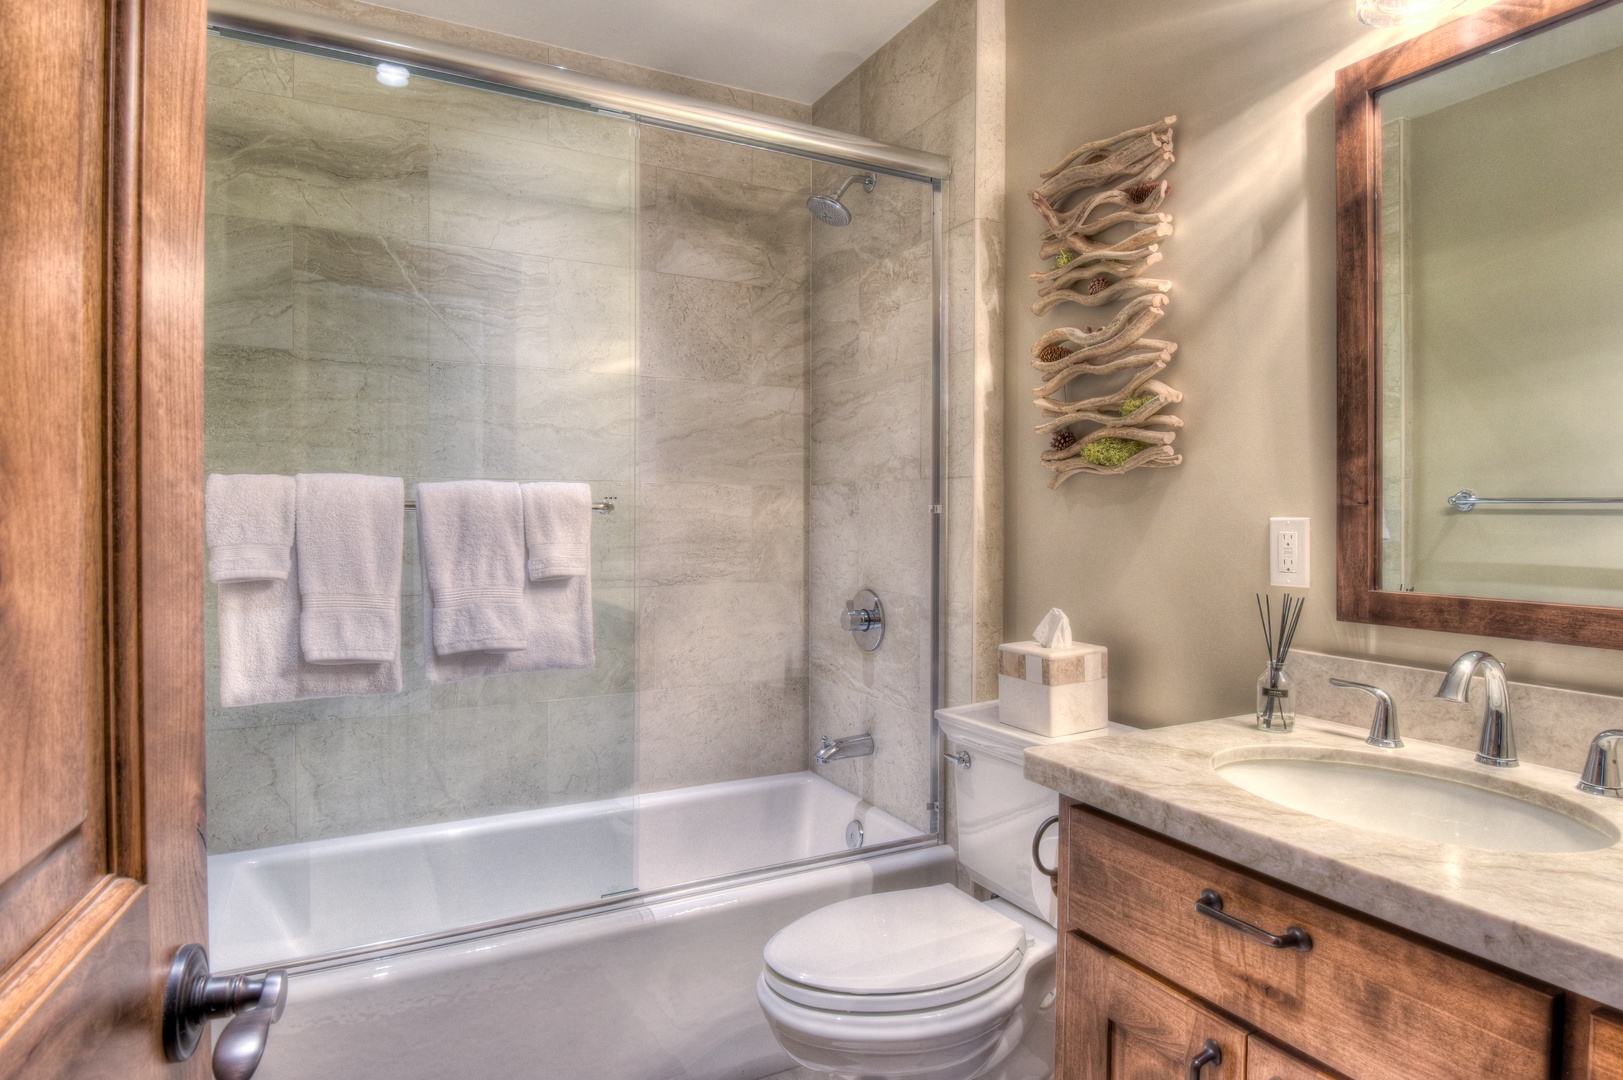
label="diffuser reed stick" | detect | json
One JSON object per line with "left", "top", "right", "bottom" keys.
{"left": 1255, "top": 592, "right": 1304, "bottom": 731}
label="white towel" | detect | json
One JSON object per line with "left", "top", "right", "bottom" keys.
{"left": 415, "top": 480, "right": 528, "bottom": 655}
{"left": 215, "top": 548, "right": 403, "bottom": 707}
{"left": 522, "top": 483, "right": 592, "bottom": 581}
{"left": 419, "top": 490, "right": 595, "bottom": 686}
{"left": 206, "top": 474, "right": 294, "bottom": 583}
{"left": 295, "top": 474, "right": 404, "bottom": 665}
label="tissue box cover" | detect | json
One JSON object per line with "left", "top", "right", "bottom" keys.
{"left": 997, "top": 640, "right": 1108, "bottom": 737}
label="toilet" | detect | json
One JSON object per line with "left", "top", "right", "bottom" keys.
{"left": 757, "top": 702, "right": 1128, "bottom": 1080}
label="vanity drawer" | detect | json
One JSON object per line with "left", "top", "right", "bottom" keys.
{"left": 1064, "top": 806, "right": 1557, "bottom": 1080}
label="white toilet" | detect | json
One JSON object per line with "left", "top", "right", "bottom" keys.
{"left": 757, "top": 703, "right": 1127, "bottom": 1080}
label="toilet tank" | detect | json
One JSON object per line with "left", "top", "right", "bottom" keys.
{"left": 937, "top": 702, "right": 1130, "bottom": 923}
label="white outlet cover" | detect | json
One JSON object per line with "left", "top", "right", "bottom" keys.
{"left": 1270, "top": 517, "right": 1311, "bottom": 588}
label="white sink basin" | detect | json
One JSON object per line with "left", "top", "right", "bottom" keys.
{"left": 1215, "top": 751, "right": 1618, "bottom": 854}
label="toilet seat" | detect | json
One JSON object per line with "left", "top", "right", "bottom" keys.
{"left": 763, "top": 884, "right": 1028, "bottom": 1000}
{"left": 762, "top": 947, "right": 1025, "bottom": 1013}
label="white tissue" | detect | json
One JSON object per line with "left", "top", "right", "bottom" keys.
{"left": 1033, "top": 608, "right": 1072, "bottom": 649}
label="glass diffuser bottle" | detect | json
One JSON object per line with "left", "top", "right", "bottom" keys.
{"left": 1256, "top": 662, "right": 1295, "bottom": 731}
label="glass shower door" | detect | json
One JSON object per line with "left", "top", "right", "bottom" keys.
{"left": 202, "top": 35, "right": 639, "bottom": 970}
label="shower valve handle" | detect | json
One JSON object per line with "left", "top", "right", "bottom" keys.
{"left": 163, "top": 944, "right": 288, "bottom": 1080}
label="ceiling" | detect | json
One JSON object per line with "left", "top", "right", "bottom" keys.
{"left": 373, "top": 0, "right": 939, "bottom": 104}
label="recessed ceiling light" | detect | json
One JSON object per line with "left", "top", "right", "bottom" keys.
{"left": 375, "top": 62, "right": 410, "bottom": 88}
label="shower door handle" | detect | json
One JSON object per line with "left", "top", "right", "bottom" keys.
{"left": 163, "top": 944, "right": 288, "bottom": 1080}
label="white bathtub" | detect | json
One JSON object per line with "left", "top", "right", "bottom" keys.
{"left": 218, "top": 773, "right": 952, "bottom": 1080}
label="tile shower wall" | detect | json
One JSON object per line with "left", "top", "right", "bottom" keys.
{"left": 806, "top": 0, "right": 1005, "bottom": 832}
{"left": 203, "top": 39, "right": 639, "bottom": 851}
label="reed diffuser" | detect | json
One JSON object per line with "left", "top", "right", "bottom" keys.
{"left": 1255, "top": 592, "right": 1304, "bottom": 731}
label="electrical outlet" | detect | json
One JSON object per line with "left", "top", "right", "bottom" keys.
{"left": 1270, "top": 517, "right": 1310, "bottom": 588}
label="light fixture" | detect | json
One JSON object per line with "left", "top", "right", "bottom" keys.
{"left": 375, "top": 62, "right": 411, "bottom": 88}
{"left": 1356, "top": 0, "right": 1466, "bottom": 25}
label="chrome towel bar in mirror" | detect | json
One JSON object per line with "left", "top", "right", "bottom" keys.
{"left": 1448, "top": 489, "right": 1623, "bottom": 513}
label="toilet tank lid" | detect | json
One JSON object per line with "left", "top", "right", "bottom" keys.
{"left": 763, "top": 884, "right": 1025, "bottom": 995}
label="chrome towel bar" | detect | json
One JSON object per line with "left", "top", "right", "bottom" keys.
{"left": 1448, "top": 489, "right": 1623, "bottom": 512}
{"left": 404, "top": 499, "right": 614, "bottom": 514}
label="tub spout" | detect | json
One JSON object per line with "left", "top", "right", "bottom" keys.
{"left": 816, "top": 733, "right": 874, "bottom": 765}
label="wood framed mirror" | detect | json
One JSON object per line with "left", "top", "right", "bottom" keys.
{"left": 1336, "top": 0, "right": 1623, "bottom": 649}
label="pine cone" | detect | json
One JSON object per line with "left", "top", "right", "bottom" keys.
{"left": 1126, "top": 182, "right": 1162, "bottom": 204}
{"left": 1037, "top": 343, "right": 1069, "bottom": 364}
{"left": 1050, "top": 429, "right": 1077, "bottom": 452}
{"left": 1088, "top": 275, "right": 1112, "bottom": 295}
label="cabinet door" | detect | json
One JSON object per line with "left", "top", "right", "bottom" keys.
{"left": 1059, "top": 932, "right": 1244, "bottom": 1080}
{"left": 1247, "top": 1037, "right": 1339, "bottom": 1080}
{"left": 1591, "top": 1008, "right": 1623, "bottom": 1080}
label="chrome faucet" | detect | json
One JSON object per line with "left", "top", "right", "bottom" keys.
{"left": 815, "top": 733, "right": 874, "bottom": 765}
{"left": 1435, "top": 651, "right": 1517, "bottom": 767}
{"left": 1578, "top": 730, "right": 1623, "bottom": 797}
{"left": 1328, "top": 679, "right": 1402, "bottom": 748}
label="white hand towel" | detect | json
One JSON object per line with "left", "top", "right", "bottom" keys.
{"left": 295, "top": 473, "right": 404, "bottom": 665}
{"left": 522, "top": 482, "right": 592, "bottom": 581}
{"left": 215, "top": 548, "right": 403, "bottom": 707}
{"left": 415, "top": 480, "right": 528, "bottom": 655}
{"left": 206, "top": 474, "right": 294, "bottom": 583}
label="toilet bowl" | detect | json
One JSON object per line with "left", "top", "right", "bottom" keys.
{"left": 757, "top": 703, "right": 1126, "bottom": 1080}
{"left": 756, "top": 887, "right": 1056, "bottom": 1080}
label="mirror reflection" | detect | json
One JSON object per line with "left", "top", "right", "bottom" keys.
{"left": 1377, "top": 3, "right": 1623, "bottom": 606}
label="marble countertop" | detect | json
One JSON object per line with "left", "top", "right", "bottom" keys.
{"left": 1025, "top": 715, "right": 1623, "bottom": 1008}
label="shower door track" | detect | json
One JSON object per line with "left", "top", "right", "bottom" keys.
{"left": 215, "top": 834, "right": 944, "bottom": 979}
{"left": 207, "top": 0, "right": 952, "bottom": 183}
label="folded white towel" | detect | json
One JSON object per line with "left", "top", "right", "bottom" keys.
{"left": 522, "top": 482, "right": 593, "bottom": 581}
{"left": 215, "top": 548, "right": 403, "bottom": 707}
{"left": 419, "top": 488, "right": 595, "bottom": 685}
{"left": 206, "top": 474, "right": 295, "bottom": 583}
{"left": 415, "top": 480, "right": 527, "bottom": 655}
{"left": 295, "top": 473, "right": 404, "bottom": 665}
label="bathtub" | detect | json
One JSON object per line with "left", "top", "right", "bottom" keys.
{"left": 216, "top": 773, "right": 952, "bottom": 1080}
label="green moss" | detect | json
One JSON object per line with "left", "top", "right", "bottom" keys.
{"left": 1120, "top": 394, "right": 1153, "bottom": 416}
{"left": 1053, "top": 251, "right": 1074, "bottom": 268}
{"left": 1081, "top": 437, "right": 1149, "bottom": 468}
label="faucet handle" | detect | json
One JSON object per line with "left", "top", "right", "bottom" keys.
{"left": 1579, "top": 730, "right": 1623, "bottom": 797}
{"left": 1328, "top": 678, "right": 1402, "bottom": 749}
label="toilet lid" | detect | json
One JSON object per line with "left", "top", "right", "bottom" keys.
{"left": 763, "top": 885, "right": 1026, "bottom": 995}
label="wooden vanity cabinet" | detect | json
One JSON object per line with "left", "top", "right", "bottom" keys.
{"left": 1570, "top": 1003, "right": 1623, "bottom": 1080}
{"left": 1245, "top": 1038, "right": 1340, "bottom": 1080}
{"left": 1056, "top": 804, "right": 1560, "bottom": 1080}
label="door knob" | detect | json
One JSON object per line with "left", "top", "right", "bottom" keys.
{"left": 163, "top": 944, "right": 288, "bottom": 1080}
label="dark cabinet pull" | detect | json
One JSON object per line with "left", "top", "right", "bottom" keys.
{"left": 1187, "top": 1038, "right": 1222, "bottom": 1079}
{"left": 1032, "top": 815, "right": 1060, "bottom": 885}
{"left": 1194, "top": 889, "right": 1312, "bottom": 952}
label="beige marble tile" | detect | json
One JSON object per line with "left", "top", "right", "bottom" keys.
{"left": 207, "top": 724, "right": 297, "bottom": 853}
{"left": 208, "top": 37, "right": 294, "bottom": 97}
{"left": 204, "top": 345, "right": 427, "bottom": 477}
{"left": 808, "top": 480, "right": 934, "bottom": 603}
{"left": 291, "top": 228, "right": 429, "bottom": 362}
{"left": 428, "top": 126, "right": 635, "bottom": 262}
{"left": 809, "top": 368, "right": 928, "bottom": 485}
{"left": 551, "top": 258, "right": 636, "bottom": 375}
{"left": 808, "top": 172, "right": 932, "bottom": 292}
{"left": 640, "top": 168, "right": 809, "bottom": 289}
{"left": 808, "top": 271, "right": 861, "bottom": 387}
{"left": 750, "top": 147, "right": 813, "bottom": 195}
{"left": 808, "top": 586, "right": 932, "bottom": 715}
{"left": 419, "top": 241, "right": 552, "bottom": 367}
{"left": 639, "top": 582, "right": 806, "bottom": 692}
{"left": 806, "top": 678, "right": 933, "bottom": 832}
{"left": 638, "top": 272, "right": 805, "bottom": 387}
{"left": 638, "top": 378, "right": 805, "bottom": 485}
{"left": 639, "top": 127, "right": 757, "bottom": 188}
{"left": 811, "top": 68, "right": 862, "bottom": 134}
{"left": 207, "top": 86, "right": 431, "bottom": 238}
{"left": 392, "top": 702, "right": 552, "bottom": 822}
{"left": 751, "top": 93, "right": 814, "bottom": 125}
{"left": 425, "top": 362, "right": 634, "bottom": 482}
{"left": 857, "top": 239, "right": 935, "bottom": 378}
{"left": 636, "top": 680, "right": 807, "bottom": 792}
{"left": 857, "top": 0, "right": 976, "bottom": 144}
{"left": 206, "top": 216, "right": 295, "bottom": 350}
{"left": 547, "top": 693, "right": 636, "bottom": 804}
{"left": 906, "top": 93, "right": 976, "bottom": 232}
{"left": 638, "top": 483, "right": 803, "bottom": 587}
{"left": 292, "top": 713, "right": 402, "bottom": 840}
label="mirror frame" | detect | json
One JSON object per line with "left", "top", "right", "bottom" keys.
{"left": 1335, "top": 0, "right": 1623, "bottom": 650}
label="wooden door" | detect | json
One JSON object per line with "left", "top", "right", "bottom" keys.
{"left": 0, "top": 0, "right": 207, "bottom": 1074}
{"left": 1246, "top": 1037, "right": 1341, "bottom": 1080}
{"left": 1584, "top": 1006, "right": 1623, "bottom": 1080}
{"left": 1059, "top": 933, "right": 1245, "bottom": 1080}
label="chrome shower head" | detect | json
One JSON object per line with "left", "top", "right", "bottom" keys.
{"left": 807, "top": 172, "right": 875, "bottom": 226}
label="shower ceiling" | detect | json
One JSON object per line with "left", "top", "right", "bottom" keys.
{"left": 365, "top": 0, "right": 938, "bottom": 103}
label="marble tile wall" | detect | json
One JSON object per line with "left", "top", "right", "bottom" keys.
{"left": 806, "top": 0, "right": 1005, "bottom": 833}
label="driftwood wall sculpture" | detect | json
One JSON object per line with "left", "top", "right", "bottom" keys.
{"left": 1029, "top": 116, "right": 1183, "bottom": 485}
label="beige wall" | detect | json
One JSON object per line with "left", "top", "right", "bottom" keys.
{"left": 1004, "top": 0, "right": 1623, "bottom": 731}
